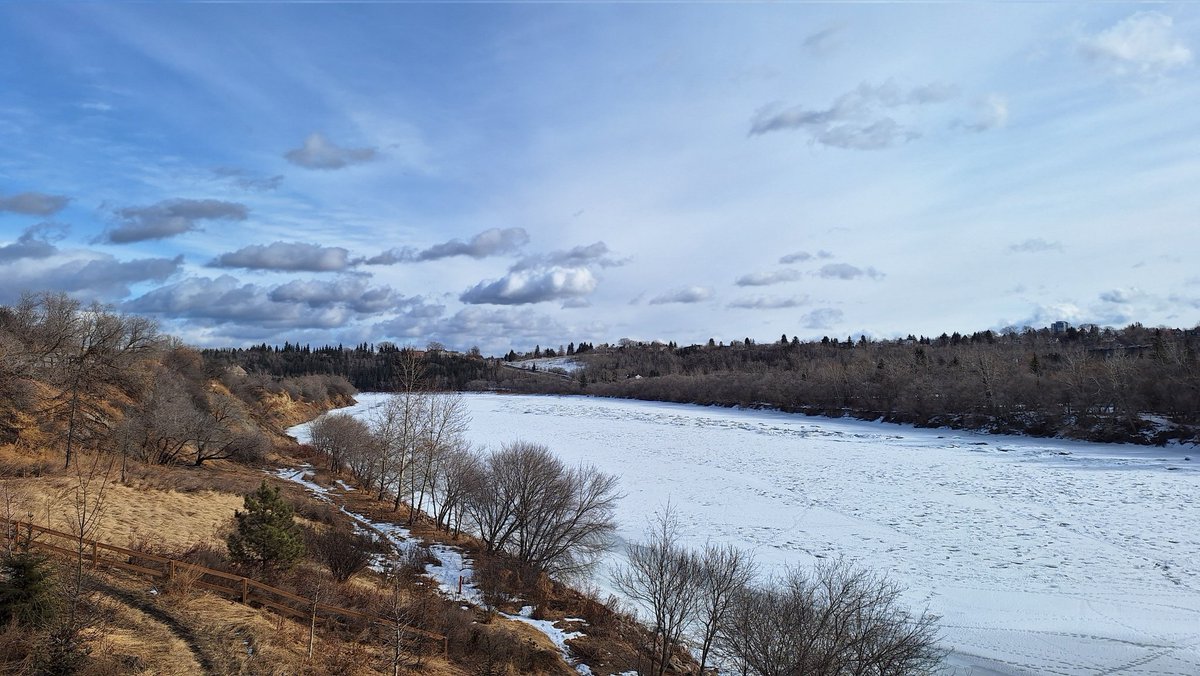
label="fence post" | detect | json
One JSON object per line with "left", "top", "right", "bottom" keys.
{"left": 241, "top": 578, "right": 249, "bottom": 604}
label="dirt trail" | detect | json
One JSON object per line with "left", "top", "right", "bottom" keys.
{"left": 93, "top": 580, "right": 221, "bottom": 675}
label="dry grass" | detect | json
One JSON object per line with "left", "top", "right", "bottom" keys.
{"left": 3, "top": 475, "right": 241, "bottom": 551}
{"left": 87, "top": 593, "right": 202, "bottom": 675}
{"left": 183, "top": 593, "right": 464, "bottom": 676}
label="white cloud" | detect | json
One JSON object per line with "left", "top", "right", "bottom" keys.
{"left": 1008, "top": 238, "right": 1063, "bottom": 254}
{"left": 649, "top": 286, "right": 713, "bottom": 305}
{"left": 1, "top": 251, "right": 182, "bottom": 304}
{"left": 0, "top": 191, "right": 70, "bottom": 216}
{"left": 284, "top": 133, "right": 377, "bottom": 170}
{"left": 735, "top": 269, "right": 802, "bottom": 287}
{"left": 965, "top": 94, "right": 1009, "bottom": 132}
{"left": 728, "top": 295, "right": 808, "bottom": 310}
{"left": 1080, "top": 11, "right": 1192, "bottom": 77}
{"left": 368, "top": 228, "right": 530, "bottom": 264}
{"left": 818, "top": 263, "right": 884, "bottom": 280}
{"left": 460, "top": 266, "right": 597, "bottom": 305}
{"left": 801, "top": 308, "right": 843, "bottom": 329}
{"left": 750, "top": 80, "right": 959, "bottom": 149}
{"left": 106, "top": 199, "right": 247, "bottom": 243}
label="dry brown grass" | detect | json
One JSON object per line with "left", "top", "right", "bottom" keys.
{"left": 182, "top": 593, "right": 465, "bottom": 676}
{"left": 86, "top": 593, "right": 202, "bottom": 675}
{"left": 3, "top": 475, "right": 241, "bottom": 551}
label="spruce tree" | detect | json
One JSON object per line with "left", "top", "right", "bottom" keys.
{"left": 0, "top": 552, "right": 57, "bottom": 627}
{"left": 227, "top": 481, "right": 304, "bottom": 570}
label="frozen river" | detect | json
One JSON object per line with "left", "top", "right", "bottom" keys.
{"left": 307, "top": 392, "right": 1200, "bottom": 675}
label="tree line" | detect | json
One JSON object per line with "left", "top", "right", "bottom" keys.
{"left": 571, "top": 325, "right": 1200, "bottom": 444}
{"left": 210, "top": 322, "right": 1200, "bottom": 445}
{"left": 202, "top": 342, "right": 501, "bottom": 392}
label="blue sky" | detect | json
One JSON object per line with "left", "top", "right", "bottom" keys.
{"left": 1, "top": 2, "right": 1197, "bottom": 353}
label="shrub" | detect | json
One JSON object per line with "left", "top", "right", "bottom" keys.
{"left": 0, "top": 552, "right": 56, "bottom": 627}
{"left": 226, "top": 481, "right": 305, "bottom": 570}
{"left": 309, "top": 528, "right": 378, "bottom": 582}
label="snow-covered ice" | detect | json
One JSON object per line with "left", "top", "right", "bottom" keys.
{"left": 295, "top": 392, "right": 1200, "bottom": 675}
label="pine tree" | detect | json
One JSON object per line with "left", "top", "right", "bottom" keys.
{"left": 227, "top": 481, "right": 305, "bottom": 570}
{"left": 0, "top": 552, "right": 57, "bottom": 627}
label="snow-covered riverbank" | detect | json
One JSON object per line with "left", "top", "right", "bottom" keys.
{"left": 294, "top": 392, "right": 1200, "bottom": 675}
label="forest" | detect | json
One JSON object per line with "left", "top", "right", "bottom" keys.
{"left": 206, "top": 323, "right": 1200, "bottom": 445}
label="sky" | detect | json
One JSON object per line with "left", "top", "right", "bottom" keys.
{"left": 1, "top": 2, "right": 1198, "bottom": 354}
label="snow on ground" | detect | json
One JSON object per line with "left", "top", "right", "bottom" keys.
{"left": 501, "top": 606, "right": 591, "bottom": 675}
{"left": 272, "top": 444, "right": 582, "bottom": 664}
{"left": 271, "top": 463, "right": 483, "bottom": 604}
{"left": 294, "top": 392, "right": 1200, "bottom": 674}
{"left": 273, "top": 466, "right": 334, "bottom": 500}
{"left": 450, "top": 393, "right": 1198, "bottom": 676}
{"left": 505, "top": 356, "right": 584, "bottom": 374}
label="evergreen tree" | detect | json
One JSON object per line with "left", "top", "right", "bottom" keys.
{"left": 227, "top": 481, "right": 305, "bottom": 570}
{"left": 0, "top": 552, "right": 57, "bottom": 627}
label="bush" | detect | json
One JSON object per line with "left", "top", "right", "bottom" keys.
{"left": 308, "top": 528, "right": 379, "bottom": 582}
{"left": 227, "top": 481, "right": 305, "bottom": 570}
{"left": 0, "top": 552, "right": 56, "bottom": 628}
{"left": 717, "top": 559, "right": 943, "bottom": 675}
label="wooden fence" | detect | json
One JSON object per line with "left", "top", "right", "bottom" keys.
{"left": 0, "top": 517, "right": 446, "bottom": 653}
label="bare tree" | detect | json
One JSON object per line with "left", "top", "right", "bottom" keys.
{"left": 31, "top": 295, "right": 160, "bottom": 468}
{"left": 189, "top": 393, "right": 267, "bottom": 466}
{"left": 694, "top": 543, "right": 756, "bottom": 675}
{"left": 716, "top": 558, "right": 943, "bottom": 676}
{"left": 371, "top": 391, "right": 426, "bottom": 509}
{"left": 431, "top": 442, "right": 481, "bottom": 536}
{"left": 612, "top": 506, "right": 701, "bottom": 676}
{"left": 465, "top": 441, "right": 619, "bottom": 578}
{"left": 410, "top": 392, "right": 469, "bottom": 521}
{"left": 310, "top": 413, "right": 375, "bottom": 484}
{"left": 57, "top": 451, "right": 116, "bottom": 663}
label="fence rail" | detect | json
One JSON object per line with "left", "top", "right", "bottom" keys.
{"left": 0, "top": 517, "right": 446, "bottom": 650}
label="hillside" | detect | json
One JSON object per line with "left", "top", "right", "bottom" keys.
{"left": 0, "top": 294, "right": 665, "bottom": 675}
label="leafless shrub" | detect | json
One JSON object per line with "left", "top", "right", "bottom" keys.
{"left": 611, "top": 506, "right": 701, "bottom": 676}
{"left": 308, "top": 527, "right": 378, "bottom": 583}
{"left": 716, "top": 558, "right": 943, "bottom": 676}
{"left": 694, "top": 543, "right": 757, "bottom": 674}
{"left": 309, "top": 413, "right": 374, "bottom": 476}
{"left": 466, "top": 440, "right": 619, "bottom": 579}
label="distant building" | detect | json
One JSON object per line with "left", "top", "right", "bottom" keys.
{"left": 1050, "top": 320, "right": 1071, "bottom": 335}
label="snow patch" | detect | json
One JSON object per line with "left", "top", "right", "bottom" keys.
{"left": 508, "top": 356, "right": 584, "bottom": 374}
{"left": 501, "top": 606, "right": 590, "bottom": 674}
